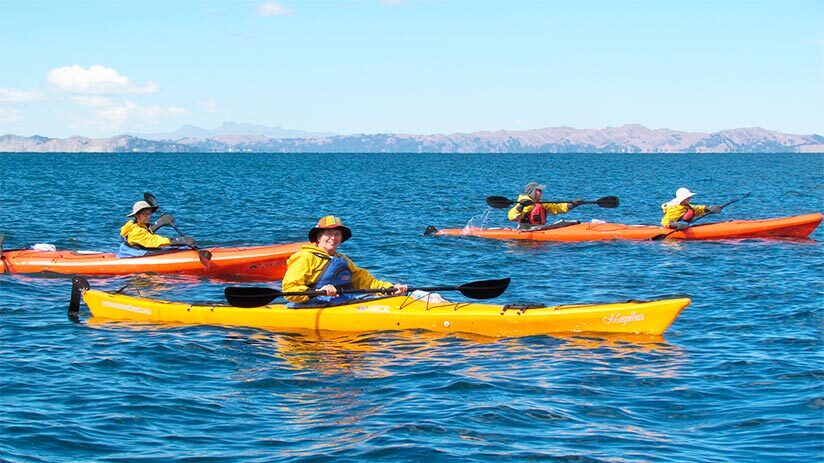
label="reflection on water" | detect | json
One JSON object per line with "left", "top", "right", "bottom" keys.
{"left": 2, "top": 153, "right": 822, "bottom": 462}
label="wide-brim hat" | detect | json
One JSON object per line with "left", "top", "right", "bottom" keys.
{"left": 524, "top": 182, "right": 547, "bottom": 199}
{"left": 308, "top": 215, "right": 352, "bottom": 243}
{"left": 126, "top": 200, "right": 159, "bottom": 217}
{"left": 671, "top": 187, "right": 697, "bottom": 205}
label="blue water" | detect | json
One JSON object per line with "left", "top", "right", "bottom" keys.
{"left": 1, "top": 153, "right": 822, "bottom": 462}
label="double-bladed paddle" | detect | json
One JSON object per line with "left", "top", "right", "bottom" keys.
{"left": 485, "top": 195, "right": 619, "bottom": 209}
{"left": 224, "top": 277, "right": 511, "bottom": 308}
{"left": 143, "top": 192, "right": 212, "bottom": 266}
{"left": 651, "top": 192, "right": 752, "bottom": 241}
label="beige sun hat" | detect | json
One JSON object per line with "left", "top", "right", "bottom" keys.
{"left": 126, "top": 200, "right": 159, "bottom": 217}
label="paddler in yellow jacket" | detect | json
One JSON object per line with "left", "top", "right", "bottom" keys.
{"left": 282, "top": 215, "right": 407, "bottom": 306}
{"left": 661, "top": 187, "right": 722, "bottom": 230}
{"left": 117, "top": 200, "right": 196, "bottom": 257}
{"left": 507, "top": 182, "right": 583, "bottom": 229}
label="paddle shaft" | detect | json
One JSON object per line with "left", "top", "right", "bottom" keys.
{"left": 653, "top": 192, "right": 751, "bottom": 240}
{"left": 142, "top": 193, "right": 210, "bottom": 266}
{"left": 279, "top": 284, "right": 484, "bottom": 298}
{"left": 225, "top": 278, "right": 511, "bottom": 308}
{"left": 683, "top": 192, "right": 752, "bottom": 227}
{"left": 486, "top": 195, "right": 618, "bottom": 209}
{"left": 143, "top": 192, "right": 201, "bottom": 247}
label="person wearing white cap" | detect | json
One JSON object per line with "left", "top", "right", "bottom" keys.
{"left": 117, "top": 200, "right": 196, "bottom": 257}
{"left": 507, "top": 182, "right": 584, "bottom": 229}
{"left": 281, "top": 215, "right": 407, "bottom": 307}
{"left": 661, "top": 188, "right": 722, "bottom": 230}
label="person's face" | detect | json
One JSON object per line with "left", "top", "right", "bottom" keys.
{"left": 316, "top": 229, "right": 343, "bottom": 254}
{"left": 136, "top": 209, "right": 153, "bottom": 225}
{"left": 681, "top": 197, "right": 692, "bottom": 206}
{"left": 533, "top": 189, "right": 543, "bottom": 201}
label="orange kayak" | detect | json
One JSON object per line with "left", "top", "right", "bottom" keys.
{"left": 0, "top": 242, "right": 306, "bottom": 280}
{"left": 429, "top": 213, "right": 823, "bottom": 242}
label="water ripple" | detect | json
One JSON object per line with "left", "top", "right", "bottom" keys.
{"left": 1, "top": 153, "right": 822, "bottom": 462}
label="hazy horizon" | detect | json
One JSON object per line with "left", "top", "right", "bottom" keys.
{"left": 1, "top": 1, "right": 821, "bottom": 138}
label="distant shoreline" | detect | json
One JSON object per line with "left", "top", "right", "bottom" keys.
{"left": 2, "top": 124, "right": 823, "bottom": 153}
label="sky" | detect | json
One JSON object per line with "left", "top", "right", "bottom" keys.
{"left": 0, "top": 0, "right": 821, "bottom": 138}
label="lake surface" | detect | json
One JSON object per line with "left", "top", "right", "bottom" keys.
{"left": 1, "top": 152, "right": 822, "bottom": 462}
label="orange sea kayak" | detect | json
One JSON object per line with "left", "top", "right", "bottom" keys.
{"left": 428, "top": 213, "right": 823, "bottom": 242}
{"left": 0, "top": 242, "right": 306, "bottom": 280}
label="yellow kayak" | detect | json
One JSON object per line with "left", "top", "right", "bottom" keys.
{"left": 70, "top": 277, "right": 690, "bottom": 337}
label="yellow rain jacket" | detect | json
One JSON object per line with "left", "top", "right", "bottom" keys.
{"left": 119, "top": 221, "right": 172, "bottom": 248}
{"left": 507, "top": 194, "right": 571, "bottom": 223}
{"left": 282, "top": 244, "right": 394, "bottom": 303}
{"left": 660, "top": 203, "right": 709, "bottom": 228}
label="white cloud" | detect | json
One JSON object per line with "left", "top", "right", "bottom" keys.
{"left": 72, "top": 96, "right": 113, "bottom": 107}
{"left": 0, "top": 107, "right": 21, "bottom": 123}
{"left": 47, "top": 65, "right": 159, "bottom": 95}
{"left": 256, "top": 2, "right": 294, "bottom": 17}
{"left": 197, "top": 100, "right": 219, "bottom": 112}
{"left": 0, "top": 87, "right": 44, "bottom": 103}
{"left": 96, "top": 101, "right": 187, "bottom": 125}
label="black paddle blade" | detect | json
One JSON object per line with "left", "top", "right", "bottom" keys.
{"left": 486, "top": 196, "right": 515, "bottom": 209}
{"left": 650, "top": 232, "right": 674, "bottom": 241}
{"left": 143, "top": 192, "right": 159, "bottom": 207}
{"left": 197, "top": 250, "right": 212, "bottom": 268}
{"left": 224, "top": 286, "right": 282, "bottom": 308}
{"left": 68, "top": 275, "right": 90, "bottom": 322}
{"left": 423, "top": 225, "right": 438, "bottom": 236}
{"left": 595, "top": 196, "right": 619, "bottom": 208}
{"left": 457, "top": 277, "right": 511, "bottom": 299}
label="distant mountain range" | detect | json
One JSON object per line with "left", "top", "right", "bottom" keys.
{"left": 2, "top": 123, "right": 822, "bottom": 153}
{"left": 127, "top": 122, "right": 335, "bottom": 140}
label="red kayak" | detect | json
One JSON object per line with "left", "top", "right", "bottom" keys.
{"left": 0, "top": 242, "right": 306, "bottom": 280}
{"left": 427, "top": 213, "right": 823, "bottom": 242}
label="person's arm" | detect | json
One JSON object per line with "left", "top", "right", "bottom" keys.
{"left": 282, "top": 253, "right": 314, "bottom": 303}
{"left": 693, "top": 204, "right": 710, "bottom": 217}
{"left": 541, "top": 202, "right": 571, "bottom": 215}
{"left": 345, "top": 255, "right": 394, "bottom": 290}
{"left": 507, "top": 195, "right": 534, "bottom": 221}
{"left": 661, "top": 205, "right": 684, "bottom": 227}
{"left": 126, "top": 226, "right": 172, "bottom": 248}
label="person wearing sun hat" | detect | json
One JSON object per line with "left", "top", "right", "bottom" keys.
{"left": 661, "top": 187, "right": 722, "bottom": 230}
{"left": 281, "top": 215, "right": 408, "bottom": 306}
{"left": 507, "top": 181, "right": 584, "bottom": 229}
{"left": 117, "top": 200, "right": 196, "bottom": 257}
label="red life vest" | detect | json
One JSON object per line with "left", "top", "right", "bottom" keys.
{"left": 682, "top": 206, "right": 696, "bottom": 222}
{"left": 528, "top": 203, "right": 547, "bottom": 225}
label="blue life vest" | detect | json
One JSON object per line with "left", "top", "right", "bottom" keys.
{"left": 287, "top": 253, "right": 356, "bottom": 308}
{"left": 116, "top": 242, "right": 149, "bottom": 258}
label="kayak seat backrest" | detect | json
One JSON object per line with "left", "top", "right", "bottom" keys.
{"left": 500, "top": 303, "right": 546, "bottom": 315}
